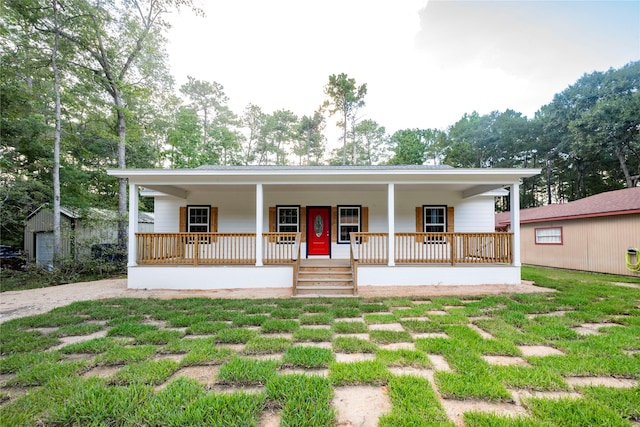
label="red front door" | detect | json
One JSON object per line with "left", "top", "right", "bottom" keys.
{"left": 307, "top": 206, "right": 331, "bottom": 256}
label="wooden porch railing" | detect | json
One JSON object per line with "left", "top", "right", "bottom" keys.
{"left": 135, "top": 232, "right": 512, "bottom": 266}
{"left": 135, "top": 233, "right": 256, "bottom": 265}
{"left": 262, "top": 232, "right": 300, "bottom": 264}
{"left": 136, "top": 232, "right": 298, "bottom": 265}
{"left": 349, "top": 232, "right": 513, "bottom": 265}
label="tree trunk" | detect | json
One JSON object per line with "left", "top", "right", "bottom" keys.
{"left": 52, "top": 0, "right": 62, "bottom": 265}
{"left": 115, "top": 93, "right": 128, "bottom": 250}
{"left": 546, "top": 156, "right": 552, "bottom": 204}
{"left": 615, "top": 144, "right": 633, "bottom": 188}
{"left": 342, "top": 110, "right": 347, "bottom": 165}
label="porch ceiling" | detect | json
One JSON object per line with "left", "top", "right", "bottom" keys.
{"left": 140, "top": 182, "right": 509, "bottom": 199}
{"left": 113, "top": 166, "right": 540, "bottom": 200}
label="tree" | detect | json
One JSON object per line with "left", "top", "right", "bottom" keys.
{"left": 323, "top": 73, "right": 367, "bottom": 165}
{"left": 388, "top": 129, "right": 426, "bottom": 165}
{"left": 294, "top": 111, "right": 326, "bottom": 165}
{"left": 353, "top": 119, "right": 387, "bottom": 165}
{"left": 53, "top": 0, "right": 200, "bottom": 247}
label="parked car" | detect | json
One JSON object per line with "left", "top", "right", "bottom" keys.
{"left": 0, "top": 245, "right": 25, "bottom": 270}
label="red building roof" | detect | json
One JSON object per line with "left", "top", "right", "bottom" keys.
{"left": 496, "top": 187, "right": 640, "bottom": 229}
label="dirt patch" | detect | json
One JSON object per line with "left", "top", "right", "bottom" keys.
{"left": 518, "top": 345, "right": 564, "bottom": 357}
{"left": 565, "top": 377, "right": 638, "bottom": 388}
{"left": 609, "top": 282, "right": 640, "bottom": 289}
{"left": 83, "top": 366, "right": 120, "bottom": 380}
{"left": 333, "top": 386, "right": 391, "bottom": 427}
{"left": 258, "top": 409, "right": 281, "bottom": 427}
{"left": 573, "top": 323, "right": 616, "bottom": 336}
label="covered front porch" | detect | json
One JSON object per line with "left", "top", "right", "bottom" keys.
{"left": 111, "top": 166, "right": 539, "bottom": 291}
{"left": 132, "top": 230, "right": 513, "bottom": 295}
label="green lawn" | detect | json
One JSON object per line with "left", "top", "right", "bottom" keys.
{"left": 1, "top": 266, "right": 639, "bottom": 426}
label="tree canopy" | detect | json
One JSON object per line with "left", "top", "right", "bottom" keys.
{"left": 1, "top": 0, "right": 637, "bottom": 248}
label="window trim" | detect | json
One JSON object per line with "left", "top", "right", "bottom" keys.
{"left": 534, "top": 226, "right": 563, "bottom": 245}
{"left": 275, "top": 205, "right": 300, "bottom": 233}
{"left": 337, "top": 205, "right": 361, "bottom": 244}
{"left": 187, "top": 205, "right": 210, "bottom": 233}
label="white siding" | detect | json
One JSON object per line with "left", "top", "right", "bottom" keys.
{"left": 154, "top": 187, "right": 497, "bottom": 234}
{"left": 455, "top": 196, "right": 496, "bottom": 232}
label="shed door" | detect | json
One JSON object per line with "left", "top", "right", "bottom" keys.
{"left": 36, "top": 232, "right": 54, "bottom": 267}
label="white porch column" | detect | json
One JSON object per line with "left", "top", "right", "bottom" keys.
{"left": 255, "top": 183, "right": 263, "bottom": 266}
{"left": 388, "top": 183, "right": 395, "bottom": 266}
{"left": 128, "top": 182, "right": 138, "bottom": 267}
{"left": 510, "top": 182, "right": 521, "bottom": 267}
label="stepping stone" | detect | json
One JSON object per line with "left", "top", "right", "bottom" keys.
{"left": 333, "top": 386, "right": 391, "bottom": 427}
{"left": 389, "top": 366, "right": 432, "bottom": 379}
{"left": 441, "top": 399, "right": 526, "bottom": 426}
{"left": 335, "top": 353, "right": 376, "bottom": 362}
{"left": 152, "top": 353, "right": 183, "bottom": 363}
{"left": 378, "top": 342, "right": 416, "bottom": 351}
{"left": 82, "top": 366, "right": 120, "bottom": 380}
{"left": 411, "top": 300, "right": 432, "bottom": 305}
{"left": 573, "top": 323, "right": 616, "bottom": 335}
{"left": 565, "top": 376, "right": 638, "bottom": 388}
{"left": 166, "top": 365, "right": 219, "bottom": 387}
{"left": 368, "top": 323, "right": 405, "bottom": 331}
{"left": 468, "top": 324, "right": 494, "bottom": 339}
{"left": 518, "top": 345, "right": 564, "bottom": 357}
{"left": 428, "top": 354, "right": 452, "bottom": 372}
{"left": 49, "top": 330, "right": 109, "bottom": 350}
{"left": 426, "top": 310, "right": 449, "bottom": 316}
{"left": 483, "top": 356, "right": 529, "bottom": 367}
{"left": 401, "top": 316, "right": 431, "bottom": 321}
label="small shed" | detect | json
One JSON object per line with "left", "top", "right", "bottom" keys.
{"left": 495, "top": 188, "right": 640, "bottom": 276}
{"left": 24, "top": 207, "right": 154, "bottom": 267}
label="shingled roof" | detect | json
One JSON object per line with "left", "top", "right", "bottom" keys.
{"left": 496, "top": 187, "right": 640, "bottom": 228}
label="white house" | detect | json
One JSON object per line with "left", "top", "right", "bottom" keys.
{"left": 108, "top": 165, "right": 539, "bottom": 295}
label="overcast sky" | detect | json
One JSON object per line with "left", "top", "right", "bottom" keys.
{"left": 167, "top": 0, "right": 640, "bottom": 137}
